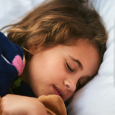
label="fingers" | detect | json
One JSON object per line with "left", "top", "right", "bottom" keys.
{"left": 1, "top": 94, "right": 16, "bottom": 115}
{"left": 1, "top": 94, "right": 11, "bottom": 115}
{"left": 0, "top": 95, "right": 48, "bottom": 115}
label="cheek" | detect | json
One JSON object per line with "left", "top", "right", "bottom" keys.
{"left": 30, "top": 60, "right": 65, "bottom": 84}
{"left": 44, "top": 59, "right": 67, "bottom": 80}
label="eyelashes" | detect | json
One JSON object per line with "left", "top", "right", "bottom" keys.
{"left": 65, "top": 61, "right": 92, "bottom": 91}
{"left": 65, "top": 61, "right": 92, "bottom": 92}
{"left": 66, "top": 61, "right": 74, "bottom": 72}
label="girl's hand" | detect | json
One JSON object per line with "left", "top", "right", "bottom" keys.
{"left": 1, "top": 94, "right": 47, "bottom": 115}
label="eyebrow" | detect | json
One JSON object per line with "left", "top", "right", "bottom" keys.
{"left": 69, "top": 56, "right": 83, "bottom": 69}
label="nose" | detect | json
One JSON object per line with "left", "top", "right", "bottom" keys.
{"left": 64, "top": 78, "right": 77, "bottom": 92}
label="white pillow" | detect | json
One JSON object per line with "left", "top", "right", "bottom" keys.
{"left": 0, "top": 0, "right": 44, "bottom": 28}
{"left": 67, "top": 0, "right": 115, "bottom": 115}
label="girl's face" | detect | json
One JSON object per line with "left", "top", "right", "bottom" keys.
{"left": 21, "top": 39, "right": 100, "bottom": 102}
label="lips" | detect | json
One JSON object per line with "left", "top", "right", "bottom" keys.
{"left": 53, "top": 85, "right": 66, "bottom": 98}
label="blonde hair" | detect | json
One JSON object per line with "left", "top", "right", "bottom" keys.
{"left": 2, "top": 0, "right": 107, "bottom": 61}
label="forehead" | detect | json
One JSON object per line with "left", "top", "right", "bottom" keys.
{"left": 64, "top": 39, "right": 97, "bottom": 54}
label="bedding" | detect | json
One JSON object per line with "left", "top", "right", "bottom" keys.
{"left": 67, "top": 0, "right": 115, "bottom": 115}
{"left": 0, "top": 0, "right": 44, "bottom": 28}
{"left": 0, "top": 0, "right": 114, "bottom": 115}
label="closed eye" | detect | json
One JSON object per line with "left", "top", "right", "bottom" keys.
{"left": 66, "top": 62, "right": 74, "bottom": 72}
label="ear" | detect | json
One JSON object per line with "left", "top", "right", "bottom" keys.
{"left": 28, "top": 45, "right": 40, "bottom": 55}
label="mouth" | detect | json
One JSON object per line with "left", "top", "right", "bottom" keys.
{"left": 53, "top": 85, "right": 65, "bottom": 98}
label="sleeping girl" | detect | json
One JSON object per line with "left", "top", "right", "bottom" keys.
{"left": 0, "top": 0, "right": 107, "bottom": 114}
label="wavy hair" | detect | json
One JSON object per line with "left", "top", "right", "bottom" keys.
{"left": 1, "top": 0, "right": 108, "bottom": 61}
